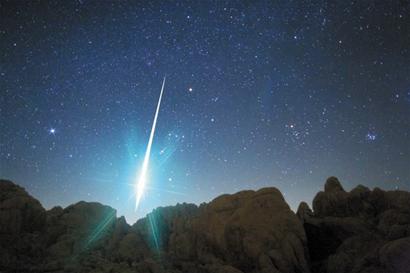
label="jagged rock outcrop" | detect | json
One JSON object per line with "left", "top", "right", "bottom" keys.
{"left": 43, "top": 201, "right": 120, "bottom": 271}
{"left": 298, "top": 176, "right": 410, "bottom": 273}
{"left": 136, "top": 188, "right": 310, "bottom": 273}
{"left": 132, "top": 188, "right": 310, "bottom": 273}
{"left": 1, "top": 177, "right": 409, "bottom": 273}
{"left": 188, "top": 188, "right": 309, "bottom": 273}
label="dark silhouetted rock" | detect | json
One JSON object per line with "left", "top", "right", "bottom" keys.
{"left": 162, "top": 187, "right": 310, "bottom": 273}
{"left": 0, "top": 179, "right": 46, "bottom": 272}
{"left": 379, "top": 237, "right": 410, "bottom": 273}
{"left": 301, "top": 177, "right": 410, "bottom": 273}
{"left": 0, "top": 179, "right": 46, "bottom": 234}
{"left": 324, "top": 177, "right": 345, "bottom": 193}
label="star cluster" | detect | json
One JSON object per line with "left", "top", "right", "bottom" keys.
{"left": 1, "top": 0, "right": 409, "bottom": 222}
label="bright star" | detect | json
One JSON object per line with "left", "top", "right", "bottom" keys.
{"left": 188, "top": 87, "right": 193, "bottom": 92}
{"left": 49, "top": 128, "right": 56, "bottom": 135}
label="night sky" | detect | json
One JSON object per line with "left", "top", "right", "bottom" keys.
{"left": 1, "top": 1, "right": 410, "bottom": 223}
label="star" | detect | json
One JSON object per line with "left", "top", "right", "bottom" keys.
{"left": 49, "top": 128, "right": 56, "bottom": 135}
{"left": 188, "top": 87, "right": 193, "bottom": 92}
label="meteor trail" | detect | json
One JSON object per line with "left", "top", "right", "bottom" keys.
{"left": 135, "top": 77, "right": 166, "bottom": 210}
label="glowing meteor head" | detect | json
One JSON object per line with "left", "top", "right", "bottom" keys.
{"left": 135, "top": 170, "right": 147, "bottom": 210}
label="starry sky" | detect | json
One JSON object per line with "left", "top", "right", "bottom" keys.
{"left": 1, "top": 0, "right": 410, "bottom": 223}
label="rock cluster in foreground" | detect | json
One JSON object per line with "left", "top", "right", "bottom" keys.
{"left": 0, "top": 177, "right": 409, "bottom": 273}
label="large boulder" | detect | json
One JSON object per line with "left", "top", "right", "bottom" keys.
{"left": 43, "top": 201, "right": 119, "bottom": 271}
{"left": 0, "top": 179, "right": 46, "bottom": 234}
{"left": 379, "top": 237, "right": 410, "bottom": 273}
{"left": 135, "top": 202, "right": 200, "bottom": 252}
{"left": 161, "top": 188, "right": 311, "bottom": 273}
{"left": 43, "top": 201, "right": 157, "bottom": 272}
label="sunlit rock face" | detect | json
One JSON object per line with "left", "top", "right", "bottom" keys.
{"left": 1, "top": 178, "right": 410, "bottom": 273}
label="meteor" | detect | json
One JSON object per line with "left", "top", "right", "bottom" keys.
{"left": 135, "top": 77, "right": 166, "bottom": 210}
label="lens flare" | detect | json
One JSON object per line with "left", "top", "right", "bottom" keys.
{"left": 135, "top": 77, "right": 166, "bottom": 210}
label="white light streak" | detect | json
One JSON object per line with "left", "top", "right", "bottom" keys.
{"left": 135, "top": 77, "right": 166, "bottom": 210}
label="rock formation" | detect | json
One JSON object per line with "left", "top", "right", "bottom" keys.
{"left": 297, "top": 177, "right": 410, "bottom": 273}
{"left": 0, "top": 180, "right": 46, "bottom": 271}
{"left": 0, "top": 177, "right": 409, "bottom": 273}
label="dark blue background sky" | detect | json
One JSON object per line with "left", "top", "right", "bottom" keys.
{"left": 1, "top": 0, "right": 409, "bottom": 223}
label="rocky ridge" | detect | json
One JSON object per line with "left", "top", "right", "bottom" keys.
{"left": 0, "top": 177, "right": 409, "bottom": 273}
